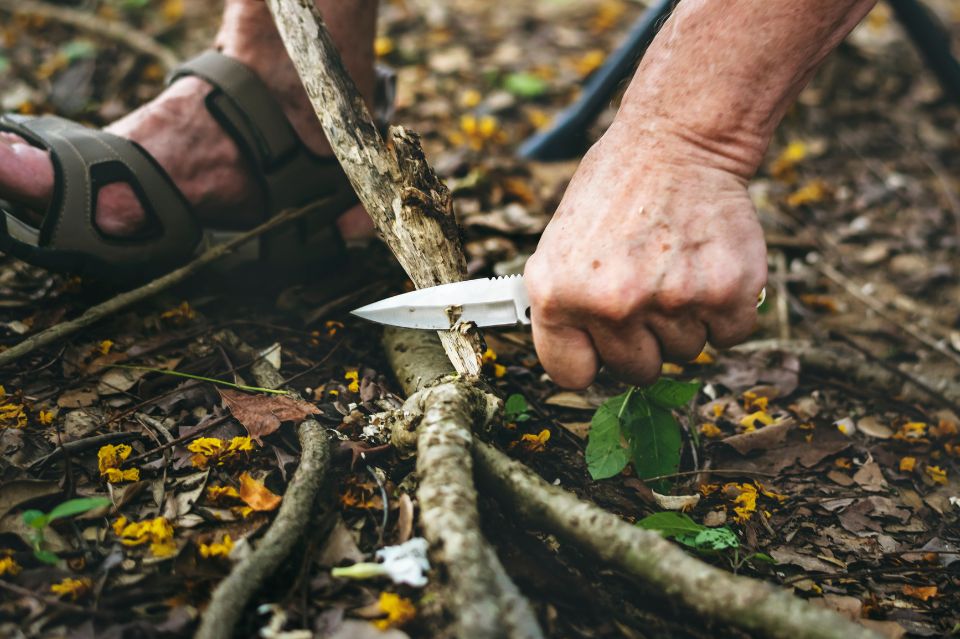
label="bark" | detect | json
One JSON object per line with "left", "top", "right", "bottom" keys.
{"left": 265, "top": 0, "right": 484, "bottom": 376}
{"left": 196, "top": 337, "right": 332, "bottom": 639}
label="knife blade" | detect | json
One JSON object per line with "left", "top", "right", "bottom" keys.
{"left": 351, "top": 274, "right": 530, "bottom": 329}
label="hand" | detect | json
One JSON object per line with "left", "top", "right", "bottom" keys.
{"left": 523, "top": 121, "right": 768, "bottom": 389}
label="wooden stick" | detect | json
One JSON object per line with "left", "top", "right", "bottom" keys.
{"left": 0, "top": 0, "right": 180, "bottom": 72}
{"left": 265, "top": 0, "right": 484, "bottom": 376}
{"left": 0, "top": 204, "right": 317, "bottom": 369}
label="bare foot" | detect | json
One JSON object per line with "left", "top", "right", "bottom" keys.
{"left": 0, "top": 0, "right": 378, "bottom": 243}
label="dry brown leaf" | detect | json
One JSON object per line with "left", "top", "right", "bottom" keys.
{"left": 544, "top": 392, "right": 597, "bottom": 410}
{"left": 721, "top": 418, "right": 794, "bottom": 454}
{"left": 397, "top": 493, "right": 414, "bottom": 544}
{"left": 901, "top": 585, "right": 937, "bottom": 601}
{"left": 557, "top": 421, "right": 591, "bottom": 439}
{"left": 57, "top": 388, "right": 99, "bottom": 409}
{"left": 219, "top": 389, "right": 320, "bottom": 443}
{"left": 239, "top": 472, "right": 282, "bottom": 512}
{"left": 857, "top": 415, "right": 893, "bottom": 439}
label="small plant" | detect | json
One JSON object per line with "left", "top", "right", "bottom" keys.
{"left": 585, "top": 378, "right": 699, "bottom": 491}
{"left": 503, "top": 393, "right": 531, "bottom": 423}
{"left": 637, "top": 512, "right": 776, "bottom": 571}
{"left": 22, "top": 497, "right": 111, "bottom": 564}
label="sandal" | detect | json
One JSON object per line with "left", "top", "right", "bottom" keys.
{"left": 0, "top": 51, "right": 395, "bottom": 285}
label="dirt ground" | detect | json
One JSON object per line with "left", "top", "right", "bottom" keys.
{"left": 0, "top": 1, "right": 959, "bottom": 637}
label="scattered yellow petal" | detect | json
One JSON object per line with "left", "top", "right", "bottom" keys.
{"left": 98, "top": 339, "right": 114, "bottom": 355}
{"left": 727, "top": 483, "right": 758, "bottom": 523}
{"left": 0, "top": 556, "right": 21, "bottom": 576}
{"left": 699, "top": 423, "right": 724, "bottom": 439}
{"left": 692, "top": 350, "right": 715, "bottom": 365}
{"left": 742, "top": 391, "right": 769, "bottom": 412}
{"left": 590, "top": 0, "right": 626, "bottom": 33}
{"left": 50, "top": 577, "right": 91, "bottom": 600}
{"left": 97, "top": 444, "right": 138, "bottom": 483}
{"left": 740, "top": 411, "right": 774, "bottom": 431}
{"left": 113, "top": 516, "right": 176, "bottom": 558}
{"left": 481, "top": 348, "right": 497, "bottom": 364}
{"left": 161, "top": 0, "right": 183, "bottom": 22}
{"left": 771, "top": 140, "right": 807, "bottom": 180}
{"left": 925, "top": 465, "right": 948, "bottom": 485}
{"left": 374, "top": 35, "right": 394, "bottom": 57}
{"left": 324, "top": 320, "right": 344, "bottom": 337}
{"left": 660, "top": 362, "right": 683, "bottom": 376}
{"left": 103, "top": 468, "right": 140, "bottom": 483}
{"left": 834, "top": 457, "right": 853, "bottom": 469}
{"left": 899, "top": 457, "right": 916, "bottom": 473}
{"left": 493, "top": 363, "right": 507, "bottom": 378}
{"left": 345, "top": 369, "right": 360, "bottom": 393}
{"left": 902, "top": 585, "right": 937, "bottom": 601}
{"left": 207, "top": 485, "right": 241, "bottom": 502}
{"left": 0, "top": 386, "right": 5, "bottom": 397}
{"left": 239, "top": 472, "right": 282, "bottom": 512}
{"left": 460, "top": 88, "right": 482, "bottom": 109}
{"left": 574, "top": 49, "right": 605, "bottom": 76}
{"left": 786, "top": 179, "right": 829, "bottom": 208}
{"left": 37, "top": 410, "right": 54, "bottom": 425}
{"left": 519, "top": 429, "right": 551, "bottom": 453}
{"left": 374, "top": 592, "right": 416, "bottom": 630}
{"left": 160, "top": 301, "right": 196, "bottom": 323}
{"left": 894, "top": 421, "right": 928, "bottom": 442}
{"left": 711, "top": 403, "right": 725, "bottom": 418}
{"left": 188, "top": 436, "right": 253, "bottom": 469}
{"left": 0, "top": 402, "right": 27, "bottom": 429}
{"left": 199, "top": 534, "right": 234, "bottom": 559}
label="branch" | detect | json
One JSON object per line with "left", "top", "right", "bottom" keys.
{"left": 195, "top": 336, "right": 332, "bottom": 639}
{"left": 264, "top": 0, "right": 484, "bottom": 376}
{"left": 0, "top": 0, "right": 180, "bottom": 72}
{"left": 0, "top": 204, "right": 318, "bottom": 369}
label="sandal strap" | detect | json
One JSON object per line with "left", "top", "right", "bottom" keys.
{"left": 169, "top": 51, "right": 349, "bottom": 217}
{"left": 0, "top": 113, "right": 200, "bottom": 279}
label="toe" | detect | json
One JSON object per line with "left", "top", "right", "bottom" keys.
{"left": 0, "top": 134, "right": 55, "bottom": 210}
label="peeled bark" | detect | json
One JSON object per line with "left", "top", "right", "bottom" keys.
{"left": 265, "top": 0, "right": 483, "bottom": 376}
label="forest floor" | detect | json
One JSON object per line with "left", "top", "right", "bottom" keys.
{"left": 0, "top": 1, "right": 959, "bottom": 638}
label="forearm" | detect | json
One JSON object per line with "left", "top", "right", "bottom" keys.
{"left": 615, "top": 0, "right": 878, "bottom": 177}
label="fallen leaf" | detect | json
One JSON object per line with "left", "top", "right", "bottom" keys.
{"left": 544, "top": 392, "right": 598, "bottom": 410}
{"left": 97, "top": 367, "right": 147, "bottom": 395}
{"left": 853, "top": 460, "right": 888, "bottom": 492}
{"left": 857, "top": 415, "right": 893, "bottom": 439}
{"left": 396, "top": 493, "right": 414, "bottom": 544}
{"left": 0, "top": 480, "right": 60, "bottom": 520}
{"left": 557, "top": 421, "right": 591, "bottom": 439}
{"left": 770, "top": 548, "right": 837, "bottom": 573}
{"left": 901, "top": 585, "right": 937, "bottom": 601}
{"left": 219, "top": 389, "right": 320, "bottom": 443}
{"left": 57, "top": 388, "right": 99, "bottom": 409}
{"left": 651, "top": 492, "right": 700, "bottom": 511}
{"left": 721, "top": 418, "right": 794, "bottom": 454}
{"left": 239, "top": 472, "right": 282, "bottom": 512}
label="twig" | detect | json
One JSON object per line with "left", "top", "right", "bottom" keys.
{"left": 812, "top": 257, "right": 960, "bottom": 368}
{"left": 195, "top": 336, "right": 332, "bottom": 639}
{"left": 124, "top": 415, "right": 230, "bottom": 465}
{"left": 0, "top": 0, "right": 180, "bottom": 72}
{"left": 0, "top": 204, "right": 320, "bottom": 369}
{"left": 29, "top": 431, "right": 140, "bottom": 470}
{"left": 473, "top": 440, "right": 881, "bottom": 639}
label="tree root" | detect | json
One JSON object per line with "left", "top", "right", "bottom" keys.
{"left": 195, "top": 337, "right": 332, "bottom": 639}
{"left": 385, "top": 328, "right": 881, "bottom": 639}
{"left": 734, "top": 339, "right": 960, "bottom": 411}
{"left": 473, "top": 440, "right": 880, "bottom": 639}
{"left": 0, "top": 0, "right": 180, "bottom": 72}
{"left": 0, "top": 204, "right": 322, "bottom": 370}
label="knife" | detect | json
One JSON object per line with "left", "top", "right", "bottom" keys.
{"left": 352, "top": 275, "right": 765, "bottom": 330}
{"left": 351, "top": 274, "right": 531, "bottom": 329}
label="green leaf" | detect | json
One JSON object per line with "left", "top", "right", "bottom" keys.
{"left": 46, "top": 497, "right": 111, "bottom": 524}
{"left": 635, "top": 512, "right": 703, "bottom": 537}
{"left": 746, "top": 552, "right": 777, "bottom": 565}
{"left": 585, "top": 392, "right": 631, "bottom": 480}
{"left": 645, "top": 378, "right": 700, "bottom": 409}
{"left": 22, "top": 510, "right": 47, "bottom": 529}
{"left": 623, "top": 401, "right": 681, "bottom": 492}
{"left": 680, "top": 527, "right": 739, "bottom": 552}
{"left": 503, "top": 72, "right": 548, "bottom": 98}
{"left": 504, "top": 394, "right": 529, "bottom": 422}
{"left": 34, "top": 549, "right": 60, "bottom": 565}
{"left": 60, "top": 40, "right": 97, "bottom": 62}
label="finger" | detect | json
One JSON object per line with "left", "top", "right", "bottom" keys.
{"left": 531, "top": 319, "right": 600, "bottom": 390}
{"left": 646, "top": 314, "right": 708, "bottom": 363}
{"left": 705, "top": 302, "right": 758, "bottom": 347}
{"left": 589, "top": 321, "right": 663, "bottom": 387}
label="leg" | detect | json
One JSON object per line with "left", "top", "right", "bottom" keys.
{"left": 0, "top": 0, "right": 378, "bottom": 240}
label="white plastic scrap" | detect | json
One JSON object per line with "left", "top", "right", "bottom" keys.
{"left": 330, "top": 537, "right": 430, "bottom": 587}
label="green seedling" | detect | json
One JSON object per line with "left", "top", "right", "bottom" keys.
{"left": 585, "top": 378, "right": 700, "bottom": 491}
{"left": 22, "top": 497, "right": 111, "bottom": 564}
{"left": 504, "top": 394, "right": 532, "bottom": 423}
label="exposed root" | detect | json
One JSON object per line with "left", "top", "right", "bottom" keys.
{"left": 195, "top": 338, "right": 332, "bottom": 639}
{"left": 473, "top": 440, "right": 881, "bottom": 639}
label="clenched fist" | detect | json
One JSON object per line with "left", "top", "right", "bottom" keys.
{"left": 524, "top": 122, "right": 767, "bottom": 389}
